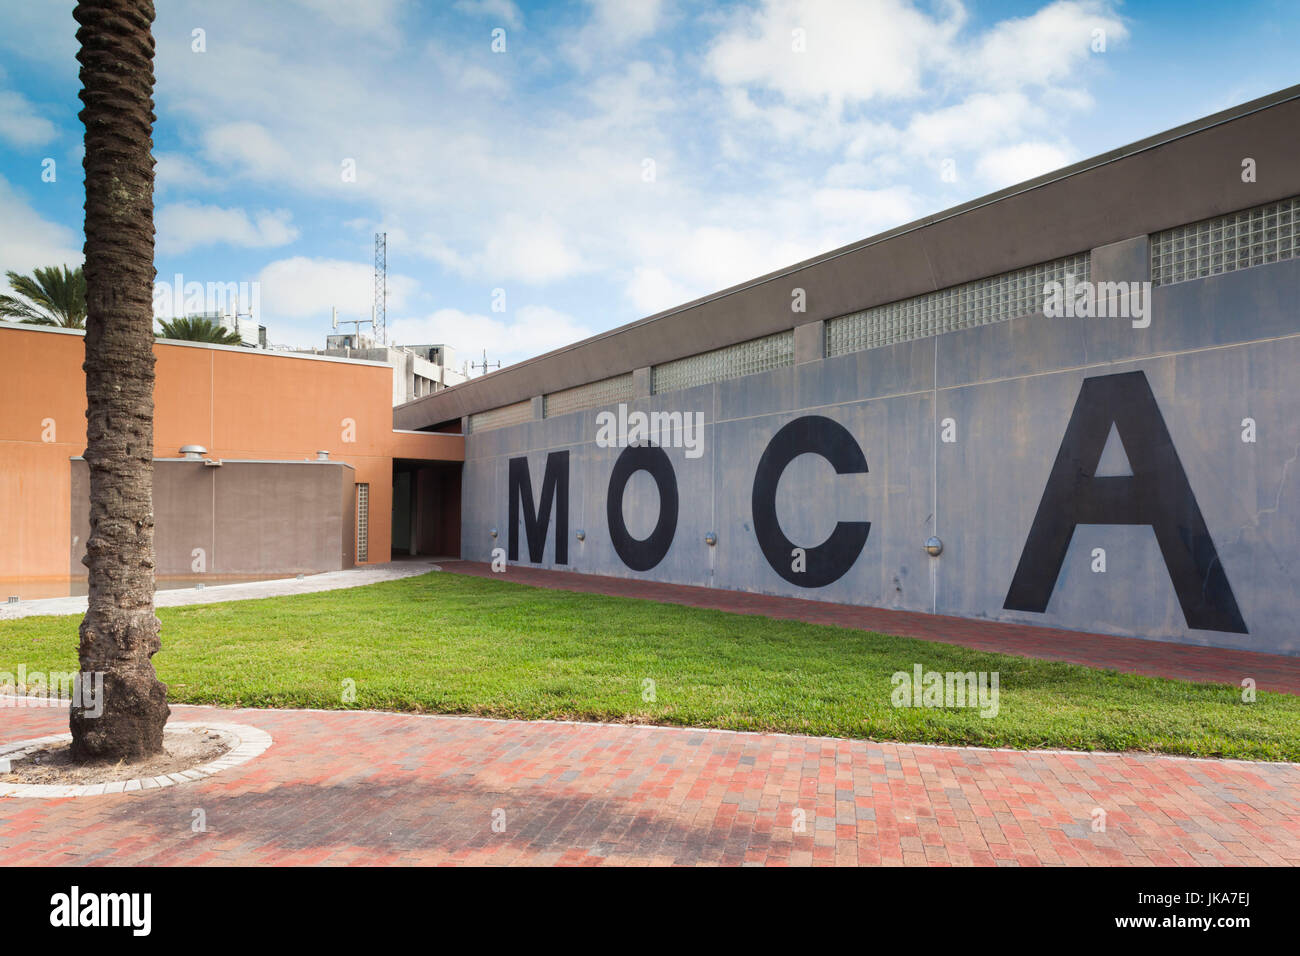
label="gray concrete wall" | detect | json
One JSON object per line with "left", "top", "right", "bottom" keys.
{"left": 461, "top": 256, "right": 1300, "bottom": 656}
{"left": 71, "top": 459, "right": 356, "bottom": 576}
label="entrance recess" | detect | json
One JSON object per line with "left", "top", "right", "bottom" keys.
{"left": 392, "top": 459, "right": 462, "bottom": 558}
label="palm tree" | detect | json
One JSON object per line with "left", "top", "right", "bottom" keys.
{"left": 157, "top": 316, "right": 244, "bottom": 345}
{"left": 0, "top": 265, "right": 87, "bottom": 328}
{"left": 70, "top": 0, "right": 169, "bottom": 762}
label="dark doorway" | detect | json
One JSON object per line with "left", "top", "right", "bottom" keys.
{"left": 392, "top": 459, "right": 462, "bottom": 558}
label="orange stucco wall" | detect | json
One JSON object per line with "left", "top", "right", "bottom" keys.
{"left": 0, "top": 323, "right": 463, "bottom": 580}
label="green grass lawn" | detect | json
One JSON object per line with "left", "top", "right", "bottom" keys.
{"left": 2, "top": 571, "right": 1296, "bottom": 760}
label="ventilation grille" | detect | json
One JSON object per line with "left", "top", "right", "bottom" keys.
{"left": 651, "top": 331, "right": 793, "bottom": 394}
{"left": 467, "top": 399, "right": 533, "bottom": 434}
{"left": 1151, "top": 196, "right": 1300, "bottom": 287}
{"left": 825, "top": 252, "right": 1090, "bottom": 357}
{"left": 355, "top": 483, "right": 369, "bottom": 562}
{"left": 544, "top": 373, "right": 635, "bottom": 418}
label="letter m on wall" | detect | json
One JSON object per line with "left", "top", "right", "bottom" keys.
{"left": 508, "top": 451, "right": 569, "bottom": 564}
{"left": 1004, "top": 370, "right": 1246, "bottom": 633}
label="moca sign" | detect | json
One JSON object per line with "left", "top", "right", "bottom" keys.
{"left": 506, "top": 371, "right": 1246, "bottom": 635}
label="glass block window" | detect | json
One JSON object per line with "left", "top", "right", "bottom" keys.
{"left": 651, "top": 331, "right": 793, "bottom": 394}
{"left": 467, "top": 399, "right": 533, "bottom": 434}
{"left": 825, "top": 252, "right": 1090, "bottom": 357}
{"left": 1151, "top": 196, "right": 1300, "bottom": 286}
{"left": 543, "top": 373, "right": 635, "bottom": 418}
{"left": 355, "top": 483, "right": 369, "bottom": 562}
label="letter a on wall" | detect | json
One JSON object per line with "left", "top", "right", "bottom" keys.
{"left": 1004, "top": 371, "right": 1246, "bottom": 633}
{"left": 508, "top": 451, "right": 569, "bottom": 564}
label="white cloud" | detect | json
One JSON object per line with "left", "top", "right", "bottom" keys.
{"left": 585, "top": 0, "right": 665, "bottom": 46}
{"left": 708, "top": 0, "right": 964, "bottom": 111}
{"left": 200, "top": 122, "right": 300, "bottom": 183}
{"left": 565, "top": 0, "right": 666, "bottom": 69}
{"left": 426, "top": 42, "right": 511, "bottom": 96}
{"left": 0, "top": 175, "right": 82, "bottom": 275}
{"left": 423, "top": 219, "right": 591, "bottom": 284}
{"left": 0, "top": 90, "right": 57, "bottom": 147}
{"left": 18, "top": 0, "right": 1124, "bottom": 359}
{"left": 285, "top": 0, "right": 409, "bottom": 38}
{"left": 710, "top": 0, "right": 1120, "bottom": 170}
{"left": 389, "top": 304, "right": 592, "bottom": 368}
{"left": 256, "top": 256, "right": 416, "bottom": 326}
{"left": 0, "top": 4, "right": 77, "bottom": 67}
{"left": 453, "top": 0, "right": 522, "bottom": 29}
{"left": 155, "top": 153, "right": 218, "bottom": 193}
{"left": 483, "top": 224, "right": 590, "bottom": 284}
{"left": 903, "top": 92, "right": 1041, "bottom": 156}
{"left": 963, "top": 0, "right": 1127, "bottom": 90}
{"left": 627, "top": 266, "right": 694, "bottom": 316}
{"left": 824, "top": 153, "right": 909, "bottom": 187}
{"left": 626, "top": 222, "right": 831, "bottom": 313}
{"left": 975, "top": 141, "right": 1072, "bottom": 189}
{"left": 157, "top": 202, "right": 300, "bottom": 255}
{"left": 808, "top": 185, "right": 918, "bottom": 229}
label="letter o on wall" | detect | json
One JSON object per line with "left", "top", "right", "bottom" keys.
{"left": 752, "top": 415, "right": 871, "bottom": 587}
{"left": 607, "top": 444, "right": 679, "bottom": 571}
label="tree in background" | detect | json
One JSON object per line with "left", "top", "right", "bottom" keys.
{"left": 157, "top": 315, "right": 244, "bottom": 345}
{"left": 0, "top": 265, "right": 87, "bottom": 328}
{"left": 71, "top": 0, "right": 170, "bottom": 762}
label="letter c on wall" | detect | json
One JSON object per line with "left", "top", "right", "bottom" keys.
{"left": 607, "top": 444, "right": 679, "bottom": 571}
{"left": 752, "top": 415, "right": 870, "bottom": 587}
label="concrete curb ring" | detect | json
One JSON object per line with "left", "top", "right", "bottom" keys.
{"left": 0, "top": 721, "right": 272, "bottom": 799}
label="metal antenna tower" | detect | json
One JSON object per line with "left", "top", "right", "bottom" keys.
{"left": 471, "top": 349, "right": 501, "bottom": 376}
{"left": 373, "top": 231, "right": 387, "bottom": 345}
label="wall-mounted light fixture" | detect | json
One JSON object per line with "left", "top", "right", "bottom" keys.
{"left": 704, "top": 531, "right": 718, "bottom": 546}
{"left": 924, "top": 536, "right": 943, "bottom": 557}
{"left": 576, "top": 529, "right": 586, "bottom": 541}
{"left": 489, "top": 527, "right": 498, "bottom": 539}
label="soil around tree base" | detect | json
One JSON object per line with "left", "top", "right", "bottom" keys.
{"left": 0, "top": 726, "right": 234, "bottom": 786}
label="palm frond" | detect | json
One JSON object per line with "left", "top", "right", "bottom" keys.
{"left": 157, "top": 316, "right": 245, "bottom": 345}
{"left": 2, "top": 266, "right": 86, "bottom": 328}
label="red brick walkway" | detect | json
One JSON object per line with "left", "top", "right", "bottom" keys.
{"left": 1, "top": 703, "right": 1297, "bottom": 866}
{"left": 438, "top": 562, "right": 1300, "bottom": 695}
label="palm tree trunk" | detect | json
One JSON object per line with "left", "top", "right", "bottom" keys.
{"left": 70, "top": 0, "right": 169, "bottom": 761}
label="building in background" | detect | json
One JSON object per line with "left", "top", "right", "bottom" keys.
{"left": 0, "top": 323, "right": 463, "bottom": 599}
{"left": 184, "top": 310, "right": 266, "bottom": 348}
{"left": 295, "top": 335, "right": 468, "bottom": 406}
{"left": 393, "top": 86, "right": 1300, "bottom": 658}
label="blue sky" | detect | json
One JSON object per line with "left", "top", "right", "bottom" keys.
{"left": 1, "top": 0, "right": 1297, "bottom": 373}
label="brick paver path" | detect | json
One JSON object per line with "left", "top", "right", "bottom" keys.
{"left": 437, "top": 562, "right": 1300, "bottom": 695}
{"left": 2, "top": 703, "right": 1297, "bottom": 866}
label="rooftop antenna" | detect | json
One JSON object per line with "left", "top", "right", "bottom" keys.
{"left": 229, "top": 291, "right": 254, "bottom": 345}
{"left": 331, "top": 305, "right": 372, "bottom": 343}
{"left": 373, "top": 231, "right": 387, "bottom": 346}
{"left": 471, "top": 349, "right": 501, "bottom": 377}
